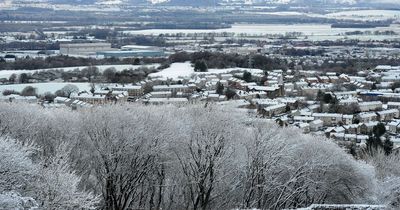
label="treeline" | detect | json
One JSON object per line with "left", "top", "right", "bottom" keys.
{"left": 281, "top": 47, "right": 326, "bottom": 56}
{"left": 0, "top": 55, "right": 166, "bottom": 70}
{"left": 168, "top": 51, "right": 289, "bottom": 71}
{"left": 5, "top": 66, "right": 158, "bottom": 85}
{"left": 1, "top": 103, "right": 400, "bottom": 209}
{"left": 0, "top": 41, "right": 60, "bottom": 51}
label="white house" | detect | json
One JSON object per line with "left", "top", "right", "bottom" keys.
{"left": 358, "top": 112, "right": 378, "bottom": 123}
{"left": 312, "top": 113, "right": 343, "bottom": 126}
{"left": 309, "top": 119, "right": 323, "bottom": 131}
{"left": 358, "top": 101, "right": 383, "bottom": 112}
{"left": 377, "top": 109, "right": 399, "bottom": 121}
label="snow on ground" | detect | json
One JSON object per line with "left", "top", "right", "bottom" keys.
{"left": 148, "top": 62, "right": 194, "bottom": 80}
{"left": 0, "top": 64, "right": 160, "bottom": 79}
{"left": 148, "top": 63, "right": 264, "bottom": 79}
{"left": 326, "top": 10, "right": 400, "bottom": 21}
{"left": 0, "top": 82, "right": 94, "bottom": 95}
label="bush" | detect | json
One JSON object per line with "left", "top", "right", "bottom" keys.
{"left": 2, "top": 89, "right": 20, "bottom": 96}
{"left": 20, "top": 86, "right": 36, "bottom": 96}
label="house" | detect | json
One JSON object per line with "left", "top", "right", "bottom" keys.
{"left": 294, "top": 81, "right": 308, "bottom": 90}
{"left": 305, "top": 77, "right": 319, "bottom": 84}
{"left": 248, "top": 85, "right": 284, "bottom": 98}
{"left": 298, "top": 123, "right": 310, "bottom": 133}
{"left": 357, "top": 112, "right": 378, "bottom": 123}
{"left": 328, "top": 76, "right": 340, "bottom": 83}
{"left": 338, "top": 134, "right": 369, "bottom": 143}
{"left": 358, "top": 101, "right": 383, "bottom": 112}
{"left": 309, "top": 119, "right": 323, "bottom": 131}
{"left": 330, "top": 132, "right": 345, "bottom": 140}
{"left": 359, "top": 121, "right": 379, "bottom": 134}
{"left": 206, "top": 94, "right": 226, "bottom": 102}
{"left": 312, "top": 113, "right": 343, "bottom": 126}
{"left": 317, "top": 76, "right": 330, "bottom": 83}
{"left": 356, "top": 135, "right": 369, "bottom": 144}
{"left": 252, "top": 99, "right": 279, "bottom": 109}
{"left": 153, "top": 84, "right": 192, "bottom": 94}
{"left": 377, "top": 109, "right": 399, "bottom": 121}
{"left": 388, "top": 120, "right": 400, "bottom": 133}
{"left": 342, "top": 115, "right": 354, "bottom": 125}
{"left": 4, "top": 54, "right": 16, "bottom": 62}
{"left": 325, "top": 126, "right": 346, "bottom": 138}
{"left": 339, "top": 98, "right": 359, "bottom": 106}
{"left": 293, "top": 116, "right": 315, "bottom": 123}
{"left": 291, "top": 109, "right": 313, "bottom": 117}
{"left": 148, "top": 91, "right": 172, "bottom": 98}
{"left": 145, "top": 98, "right": 188, "bottom": 105}
{"left": 343, "top": 124, "right": 360, "bottom": 134}
{"left": 70, "top": 93, "right": 107, "bottom": 104}
{"left": 111, "top": 85, "right": 143, "bottom": 97}
{"left": 387, "top": 102, "right": 400, "bottom": 110}
{"left": 261, "top": 104, "right": 287, "bottom": 117}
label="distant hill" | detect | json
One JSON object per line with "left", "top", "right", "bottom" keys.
{"left": 11, "top": 0, "right": 400, "bottom": 7}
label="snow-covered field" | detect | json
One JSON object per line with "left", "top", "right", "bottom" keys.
{"left": 0, "top": 82, "right": 94, "bottom": 94}
{"left": 148, "top": 62, "right": 265, "bottom": 79}
{"left": 326, "top": 10, "right": 400, "bottom": 21}
{"left": 148, "top": 62, "right": 194, "bottom": 80}
{"left": 251, "top": 9, "right": 400, "bottom": 21}
{"left": 0, "top": 64, "right": 160, "bottom": 79}
{"left": 124, "top": 23, "right": 400, "bottom": 37}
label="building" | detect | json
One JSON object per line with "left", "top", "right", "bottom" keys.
{"left": 312, "top": 113, "right": 343, "bottom": 126}
{"left": 261, "top": 104, "right": 287, "bottom": 117}
{"left": 293, "top": 116, "right": 315, "bottom": 123}
{"left": 388, "top": 120, "right": 400, "bottom": 133}
{"left": 148, "top": 91, "right": 172, "bottom": 98}
{"left": 309, "top": 119, "right": 323, "bottom": 131}
{"left": 60, "top": 43, "right": 112, "bottom": 56}
{"left": 70, "top": 93, "right": 107, "bottom": 104}
{"left": 342, "top": 115, "right": 354, "bottom": 125}
{"left": 359, "top": 121, "right": 379, "bottom": 134}
{"left": 358, "top": 101, "right": 383, "bottom": 112}
{"left": 96, "top": 50, "right": 164, "bottom": 58}
{"left": 387, "top": 102, "right": 400, "bottom": 109}
{"left": 145, "top": 98, "right": 188, "bottom": 105}
{"left": 377, "top": 109, "right": 399, "bottom": 121}
{"left": 248, "top": 85, "right": 284, "bottom": 98}
{"left": 111, "top": 85, "right": 144, "bottom": 97}
{"left": 358, "top": 112, "right": 378, "bottom": 123}
{"left": 153, "top": 85, "right": 194, "bottom": 97}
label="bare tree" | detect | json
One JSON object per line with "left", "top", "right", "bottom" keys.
{"left": 55, "top": 84, "right": 79, "bottom": 98}
{"left": 78, "top": 105, "right": 173, "bottom": 210}
{"left": 0, "top": 102, "right": 385, "bottom": 209}
{"left": 0, "top": 137, "right": 99, "bottom": 209}
{"left": 35, "top": 145, "right": 100, "bottom": 210}
{"left": 364, "top": 149, "right": 400, "bottom": 208}
{"left": 170, "top": 106, "right": 242, "bottom": 210}
{"left": 239, "top": 122, "right": 375, "bottom": 209}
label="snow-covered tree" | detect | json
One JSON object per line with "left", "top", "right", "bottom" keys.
{"left": 35, "top": 145, "right": 100, "bottom": 210}
{"left": 0, "top": 137, "right": 36, "bottom": 193}
{"left": 169, "top": 106, "right": 242, "bottom": 210}
{"left": 0, "top": 137, "right": 99, "bottom": 209}
{"left": 364, "top": 149, "right": 400, "bottom": 208}
{"left": 238, "top": 122, "right": 375, "bottom": 209}
{"left": 77, "top": 105, "right": 174, "bottom": 210}
{"left": 0, "top": 102, "right": 391, "bottom": 209}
